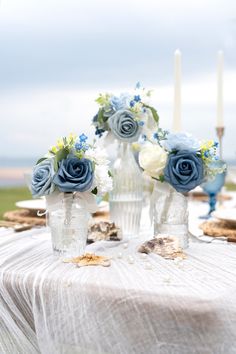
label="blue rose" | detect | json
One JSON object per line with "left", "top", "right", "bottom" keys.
{"left": 53, "top": 157, "right": 94, "bottom": 193}
{"left": 108, "top": 109, "right": 140, "bottom": 142}
{"left": 31, "top": 159, "right": 55, "bottom": 197}
{"left": 164, "top": 150, "right": 204, "bottom": 193}
{"left": 163, "top": 132, "right": 200, "bottom": 152}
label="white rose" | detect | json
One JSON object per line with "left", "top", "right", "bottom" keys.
{"left": 139, "top": 145, "right": 167, "bottom": 179}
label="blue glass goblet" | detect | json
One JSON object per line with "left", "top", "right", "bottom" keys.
{"left": 200, "top": 160, "right": 226, "bottom": 219}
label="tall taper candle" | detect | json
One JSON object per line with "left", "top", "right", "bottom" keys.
{"left": 217, "top": 50, "right": 224, "bottom": 127}
{"left": 173, "top": 49, "right": 182, "bottom": 132}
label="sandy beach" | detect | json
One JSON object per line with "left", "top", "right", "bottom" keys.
{"left": 0, "top": 167, "right": 32, "bottom": 187}
{"left": 0, "top": 165, "right": 236, "bottom": 188}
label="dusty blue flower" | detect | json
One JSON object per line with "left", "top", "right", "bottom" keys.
{"left": 31, "top": 159, "right": 55, "bottom": 197}
{"left": 75, "top": 142, "right": 89, "bottom": 151}
{"left": 134, "top": 95, "right": 141, "bottom": 102}
{"left": 163, "top": 132, "right": 200, "bottom": 152}
{"left": 164, "top": 150, "right": 204, "bottom": 193}
{"left": 79, "top": 134, "right": 88, "bottom": 142}
{"left": 153, "top": 132, "right": 159, "bottom": 140}
{"left": 95, "top": 126, "right": 105, "bottom": 138}
{"left": 142, "top": 134, "right": 147, "bottom": 141}
{"left": 53, "top": 157, "right": 94, "bottom": 192}
{"left": 75, "top": 142, "right": 83, "bottom": 151}
{"left": 93, "top": 113, "right": 98, "bottom": 123}
{"left": 108, "top": 109, "right": 141, "bottom": 142}
{"left": 75, "top": 135, "right": 89, "bottom": 151}
{"left": 109, "top": 94, "right": 129, "bottom": 111}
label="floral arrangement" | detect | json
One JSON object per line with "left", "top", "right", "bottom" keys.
{"left": 92, "top": 83, "right": 159, "bottom": 143}
{"left": 31, "top": 133, "right": 113, "bottom": 198}
{"left": 139, "top": 130, "right": 225, "bottom": 193}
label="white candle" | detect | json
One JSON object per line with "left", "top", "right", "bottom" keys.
{"left": 173, "top": 49, "right": 182, "bottom": 132}
{"left": 217, "top": 50, "right": 224, "bottom": 127}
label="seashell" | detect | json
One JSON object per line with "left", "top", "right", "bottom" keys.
{"left": 138, "top": 235, "right": 186, "bottom": 260}
{"left": 87, "top": 221, "right": 122, "bottom": 243}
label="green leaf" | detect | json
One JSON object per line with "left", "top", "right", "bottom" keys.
{"left": 91, "top": 161, "right": 96, "bottom": 171}
{"left": 54, "top": 158, "right": 59, "bottom": 172}
{"left": 143, "top": 104, "right": 159, "bottom": 123}
{"left": 108, "top": 170, "right": 113, "bottom": 178}
{"left": 91, "top": 187, "right": 98, "bottom": 195}
{"left": 95, "top": 94, "right": 104, "bottom": 105}
{"left": 102, "top": 192, "right": 109, "bottom": 202}
{"left": 49, "top": 150, "right": 56, "bottom": 155}
{"left": 36, "top": 157, "right": 47, "bottom": 165}
{"left": 146, "top": 90, "right": 153, "bottom": 97}
{"left": 74, "top": 151, "right": 84, "bottom": 159}
{"left": 55, "top": 147, "right": 69, "bottom": 162}
{"left": 152, "top": 175, "right": 165, "bottom": 183}
{"left": 95, "top": 93, "right": 110, "bottom": 106}
{"left": 97, "top": 108, "right": 104, "bottom": 125}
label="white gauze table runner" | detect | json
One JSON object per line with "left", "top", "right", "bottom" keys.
{"left": 0, "top": 200, "right": 236, "bottom": 354}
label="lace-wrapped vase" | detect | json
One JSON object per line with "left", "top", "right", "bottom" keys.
{"left": 109, "top": 142, "right": 143, "bottom": 239}
{"left": 46, "top": 192, "right": 90, "bottom": 257}
{"left": 152, "top": 181, "right": 189, "bottom": 249}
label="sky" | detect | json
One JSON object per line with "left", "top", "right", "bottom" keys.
{"left": 0, "top": 0, "right": 236, "bottom": 161}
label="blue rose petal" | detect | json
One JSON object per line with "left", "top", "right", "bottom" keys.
{"left": 31, "top": 159, "right": 55, "bottom": 197}
{"left": 164, "top": 150, "right": 204, "bottom": 193}
{"left": 163, "top": 132, "right": 200, "bottom": 152}
{"left": 108, "top": 109, "right": 140, "bottom": 142}
{"left": 53, "top": 157, "right": 94, "bottom": 193}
